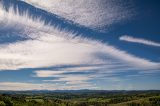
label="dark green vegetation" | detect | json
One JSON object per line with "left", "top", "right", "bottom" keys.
{"left": 0, "top": 90, "right": 160, "bottom": 106}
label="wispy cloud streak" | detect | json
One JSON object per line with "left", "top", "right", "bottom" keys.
{"left": 120, "top": 35, "right": 160, "bottom": 47}
{"left": 0, "top": 82, "right": 96, "bottom": 90}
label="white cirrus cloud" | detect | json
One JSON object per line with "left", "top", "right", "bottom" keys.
{"left": 0, "top": 5, "right": 159, "bottom": 72}
{"left": 21, "top": 0, "right": 134, "bottom": 29}
{"left": 42, "top": 73, "right": 94, "bottom": 87}
{"left": 0, "top": 82, "right": 96, "bottom": 90}
{"left": 33, "top": 70, "right": 66, "bottom": 78}
{"left": 120, "top": 35, "right": 160, "bottom": 47}
{"left": 0, "top": 3, "right": 159, "bottom": 90}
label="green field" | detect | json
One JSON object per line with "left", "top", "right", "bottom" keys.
{"left": 0, "top": 90, "right": 160, "bottom": 106}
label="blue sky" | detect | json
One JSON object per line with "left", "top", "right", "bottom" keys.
{"left": 0, "top": 0, "right": 159, "bottom": 90}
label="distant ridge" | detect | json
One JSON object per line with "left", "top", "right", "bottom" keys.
{"left": 0, "top": 90, "right": 160, "bottom": 94}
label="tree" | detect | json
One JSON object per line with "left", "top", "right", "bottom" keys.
{"left": 0, "top": 101, "right": 6, "bottom": 106}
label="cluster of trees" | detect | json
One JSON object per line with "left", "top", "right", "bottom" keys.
{"left": 127, "top": 102, "right": 149, "bottom": 106}
{"left": 149, "top": 97, "right": 160, "bottom": 106}
{"left": 127, "top": 96, "right": 160, "bottom": 106}
{"left": 109, "top": 96, "right": 133, "bottom": 104}
{"left": 0, "top": 94, "right": 13, "bottom": 106}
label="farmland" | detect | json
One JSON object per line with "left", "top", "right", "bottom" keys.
{"left": 0, "top": 90, "right": 160, "bottom": 106}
